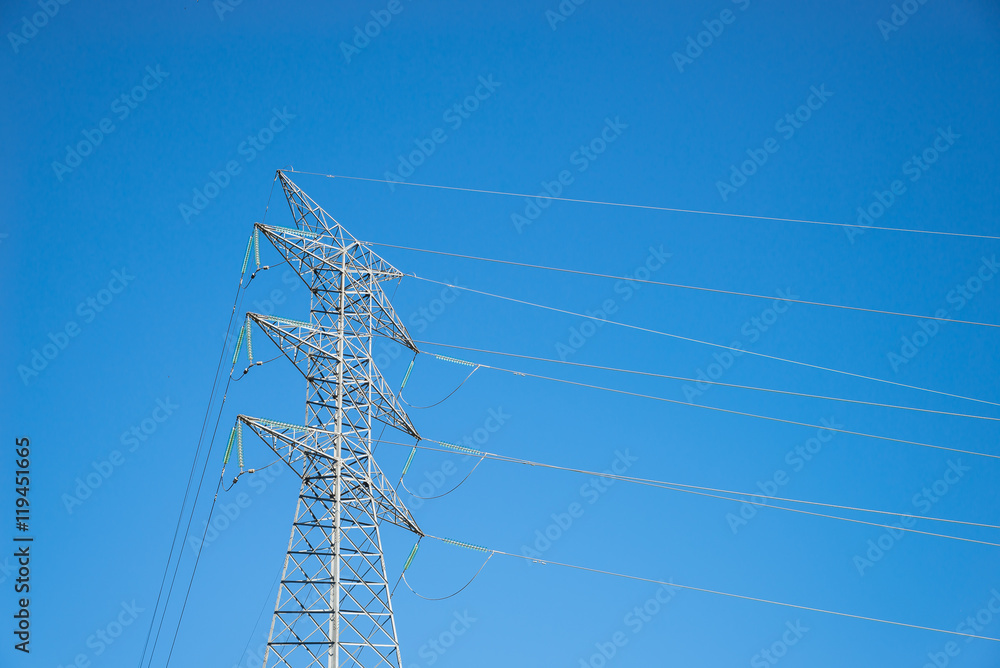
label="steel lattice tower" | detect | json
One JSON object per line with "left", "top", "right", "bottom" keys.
{"left": 235, "top": 170, "right": 422, "bottom": 667}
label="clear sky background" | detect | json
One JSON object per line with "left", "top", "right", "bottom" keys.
{"left": 3, "top": 1, "right": 1000, "bottom": 667}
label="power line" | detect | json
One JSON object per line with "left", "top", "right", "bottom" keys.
{"left": 151, "top": 329, "right": 244, "bottom": 666}
{"left": 407, "top": 274, "right": 1000, "bottom": 410}
{"left": 144, "top": 175, "right": 279, "bottom": 667}
{"left": 232, "top": 565, "right": 284, "bottom": 668}
{"left": 283, "top": 170, "right": 1000, "bottom": 241}
{"left": 421, "top": 535, "right": 1000, "bottom": 643}
{"left": 163, "top": 475, "right": 226, "bottom": 667}
{"left": 388, "top": 439, "right": 1000, "bottom": 541}
{"left": 138, "top": 254, "right": 250, "bottom": 668}
{"left": 415, "top": 340, "right": 1000, "bottom": 422}
{"left": 438, "top": 354, "right": 1000, "bottom": 461}
{"left": 401, "top": 551, "right": 493, "bottom": 601}
{"left": 371, "top": 242, "right": 999, "bottom": 329}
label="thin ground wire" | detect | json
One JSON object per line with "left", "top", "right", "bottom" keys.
{"left": 462, "top": 358, "right": 1000, "bottom": 461}
{"left": 159, "top": 356, "right": 242, "bottom": 664}
{"left": 233, "top": 561, "right": 284, "bottom": 667}
{"left": 639, "top": 482, "right": 1000, "bottom": 548}
{"left": 407, "top": 274, "right": 1000, "bottom": 410}
{"left": 379, "top": 439, "right": 1000, "bottom": 533}
{"left": 370, "top": 242, "right": 999, "bottom": 329}
{"left": 139, "top": 254, "right": 251, "bottom": 668}
{"left": 163, "top": 474, "right": 226, "bottom": 667}
{"left": 284, "top": 170, "right": 1000, "bottom": 241}
{"left": 423, "top": 535, "right": 1000, "bottom": 643}
{"left": 149, "top": 178, "right": 278, "bottom": 667}
{"left": 395, "top": 443, "right": 998, "bottom": 545}
{"left": 400, "top": 340, "right": 999, "bottom": 462}
{"left": 162, "top": 282, "right": 254, "bottom": 665}
{"left": 415, "top": 340, "right": 1000, "bottom": 422}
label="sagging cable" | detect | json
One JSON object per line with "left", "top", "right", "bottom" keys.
{"left": 397, "top": 437, "right": 487, "bottom": 500}
{"left": 401, "top": 540, "right": 493, "bottom": 601}
{"left": 400, "top": 452, "right": 486, "bottom": 500}
{"left": 425, "top": 534, "right": 1000, "bottom": 643}
{"left": 401, "top": 355, "right": 480, "bottom": 409}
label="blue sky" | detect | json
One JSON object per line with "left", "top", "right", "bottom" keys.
{"left": 3, "top": 1, "right": 1000, "bottom": 666}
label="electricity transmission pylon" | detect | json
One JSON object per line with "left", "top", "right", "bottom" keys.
{"left": 232, "top": 170, "right": 422, "bottom": 667}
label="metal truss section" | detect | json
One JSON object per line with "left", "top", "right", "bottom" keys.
{"left": 246, "top": 313, "right": 419, "bottom": 439}
{"left": 255, "top": 222, "right": 416, "bottom": 354}
{"left": 236, "top": 415, "right": 420, "bottom": 534}
{"left": 243, "top": 172, "right": 421, "bottom": 668}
